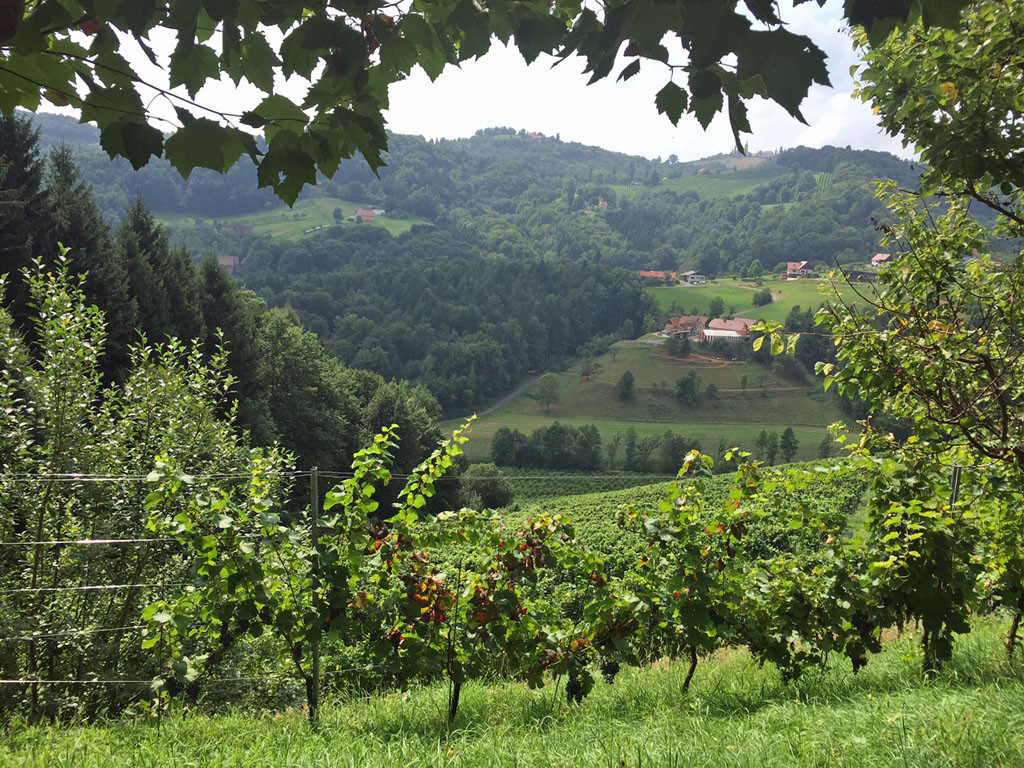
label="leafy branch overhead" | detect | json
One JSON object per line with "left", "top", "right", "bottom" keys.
{"left": 0, "top": 0, "right": 971, "bottom": 204}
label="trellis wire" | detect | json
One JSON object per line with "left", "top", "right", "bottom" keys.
{"left": 0, "top": 625, "right": 146, "bottom": 642}
{"left": 0, "top": 582, "right": 186, "bottom": 595}
{"left": 0, "top": 537, "right": 177, "bottom": 547}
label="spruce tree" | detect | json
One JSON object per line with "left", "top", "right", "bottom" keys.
{"left": 45, "top": 144, "right": 136, "bottom": 376}
{"left": 0, "top": 115, "right": 53, "bottom": 323}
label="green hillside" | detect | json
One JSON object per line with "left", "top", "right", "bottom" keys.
{"left": 455, "top": 342, "right": 846, "bottom": 464}
{"left": 156, "top": 197, "right": 427, "bottom": 240}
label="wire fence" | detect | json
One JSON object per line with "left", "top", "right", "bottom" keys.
{"left": 1, "top": 465, "right": 670, "bottom": 706}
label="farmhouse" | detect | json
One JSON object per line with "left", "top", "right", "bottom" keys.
{"left": 597, "top": 200, "right": 609, "bottom": 210}
{"left": 786, "top": 260, "right": 814, "bottom": 278}
{"left": 638, "top": 270, "right": 677, "bottom": 280}
{"left": 871, "top": 253, "right": 891, "bottom": 268}
{"left": 217, "top": 254, "right": 239, "bottom": 274}
{"left": 354, "top": 208, "right": 376, "bottom": 222}
{"left": 663, "top": 315, "right": 709, "bottom": 338}
{"left": 679, "top": 270, "right": 706, "bottom": 285}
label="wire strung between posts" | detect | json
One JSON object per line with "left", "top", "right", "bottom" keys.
{"left": 0, "top": 625, "right": 146, "bottom": 642}
{"left": 0, "top": 675, "right": 303, "bottom": 686}
{"left": 0, "top": 471, "right": 310, "bottom": 484}
{"left": 0, "top": 582, "right": 186, "bottom": 595}
{"left": 0, "top": 537, "right": 177, "bottom": 547}
{"left": 315, "top": 471, "right": 679, "bottom": 480}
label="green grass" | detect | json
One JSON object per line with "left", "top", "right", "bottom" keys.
{"left": 6, "top": 620, "right": 1023, "bottom": 767}
{"left": 651, "top": 278, "right": 865, "bottom": 324}
{"left": 155, "top": 197, "right": 427, "bottom": 240}
{"left": 649, "top": 280, "right": 765, "bottom": 315}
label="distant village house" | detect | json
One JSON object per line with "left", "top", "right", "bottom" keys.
{"left": 663, "top": 315, "right": 709, "bottom": 338}
{"left": 354, "top": 208, "right": 376, "bottom": 223}
{"left": 786, "top": 261, "right": 814, "bottom": 278}
{"left": 871, "top": 253, "right": 891, "bottom": 268}
{"left": 217, "top": 254, "right": 239, "bottom": 274}
{"left": 638, "top": 270, "right": 677, "bottom": 281}
{"left": 679, "top": 270, "right": 706, "bottom": 285}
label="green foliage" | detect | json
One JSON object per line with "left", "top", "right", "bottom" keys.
{"left": 855, "top": 2, "right": 1024, "bottom": 199}
{"left": 780, "top": 427, "right": 799, "bottom": 463}
{"left": 460, "top": 463, "right": 514, "bottom": 510}
{"left": 531, "top": 374, "right": 561, "bottom": 413}
{"left": 615, "top": 371, "right": 634, "bottom": 401}
{"left": 0, "top": 256, "right": 259, "bottom": 720}
{"left": 490, "top": 423, "right": 602, "bottom": 471}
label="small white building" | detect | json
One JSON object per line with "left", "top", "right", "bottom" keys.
{"left": 680, "top": 270, "right": 707, "bottom": 285}
{"left": 701, "top": 328, "right": 745, "bottom": 343}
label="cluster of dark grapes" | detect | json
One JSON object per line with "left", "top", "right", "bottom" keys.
{"left": 565, "top": 677, "right": 584, "bottom": 704}
{"left": 600, "top": 660, "right": 621, "bottom": 684}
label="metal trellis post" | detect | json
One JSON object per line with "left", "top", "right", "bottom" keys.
{"left": 310, "top": 466, "right": 321, "bottom": 727}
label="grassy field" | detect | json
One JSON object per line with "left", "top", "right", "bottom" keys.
{"left": 613, "top": 164, "right": 788, "bottom": 201}
{"left": 650, "top": 278, "right": 867, "bottom": 324}
{"left": 451, "top": 343, "right": 845, "bottom": 464}
{"left": 5, "top": 620, "right": 1022, "bottom": 768}
{"left": 156, "top": 197, "right": 427, "bottom": 240}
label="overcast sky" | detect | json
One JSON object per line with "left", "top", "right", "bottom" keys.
{"left": 383, "top": 0, "right": 911, "bottom": 162}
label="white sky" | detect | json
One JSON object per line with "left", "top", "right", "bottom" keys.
{"left": 381, "top": 0, "right": 912, "bottom": 161}
{"left": 51, "top": 0, "right": 911, "bottom": 164}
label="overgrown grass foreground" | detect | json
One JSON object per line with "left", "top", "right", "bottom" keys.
{"left": 4, "top": 620, "right": 1024, "bottom": 767}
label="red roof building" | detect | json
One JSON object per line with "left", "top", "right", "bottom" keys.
{"left": 354, "top": 208, "right": 376, "bottom": 222}
{"left": 663, "top": 315, "right": 709, "bottom": 337}
{"left": 706, "top": 317, "right": 756, "bottom": 335}
{"left": 638, "top": 270, "right": 677, "bottom": 280}
{"left": 217, "top": 254, "right": 239, "bottom": 274}
{"left": 786, "top": 260, "right": 813, "bottom": 277}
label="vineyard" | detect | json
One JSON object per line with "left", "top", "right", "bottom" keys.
{"left": 6, "top": 419, "right": 1023, "bottom": 732}
{"left": 499, "top": 468, "right": 676, "bottom": 501}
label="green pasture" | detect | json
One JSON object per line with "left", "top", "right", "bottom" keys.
{"left": 613, "top": 164, "right": 788, "bottom": 201}
{"left": 156, "top": 197, "right": 427, "bottom": 240}
{"left": 649, "top": 280, "right": 763, "bottom": 315}
{"left": 651, "top": 278, "right": 866, "bottom": 324}
{"left": 6, "top": 620, "right": 1022, "bottom": 768}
